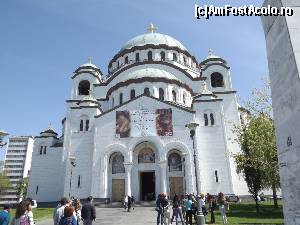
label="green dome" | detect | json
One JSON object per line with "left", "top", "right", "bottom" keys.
{"left": 121, "top": 32, "right": 187, "bottom": 51}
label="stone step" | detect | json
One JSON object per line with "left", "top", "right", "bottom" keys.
{"left": 95, "top": 201, "right": 156, "bottom": 208}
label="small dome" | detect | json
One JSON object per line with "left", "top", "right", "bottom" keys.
{"left": 40, "top": 126, "right": 58, "bottom": 137}
{"left": 121, "top": 32, "right": 187, "bottom": 51}
{"left": 124, "top": 68, "right": 178, "bottom": 81}
{"left": 205, "top": 49, "right": 222, "bottom": 60}
{"left": 75, "top": 58, "right": 101, "bottom": 74}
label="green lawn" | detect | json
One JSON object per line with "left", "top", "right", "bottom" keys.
{"left": 206, "top": 201, "right": 284, "bottom": 224}
{"left": 10, "top": 208, "right": 53, "bottom": 222}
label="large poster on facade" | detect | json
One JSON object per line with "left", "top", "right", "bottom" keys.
{"left": 156, "top": 109, "right": 173, "bottom": 136}
{"left": 116, "top": 111, "right": 131, "bottom": 138}
{"left": 115, "top": 109, "right": 173, "bottom": 138}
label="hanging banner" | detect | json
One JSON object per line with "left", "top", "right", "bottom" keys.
{"left": 156, "top": 109, "right": 173, "bottom": 136}
{"left": 115, "top": 109, "right": 173, "bottom": 138}
{"left": 116, "top": 111, "right": 131, "bottom": 138}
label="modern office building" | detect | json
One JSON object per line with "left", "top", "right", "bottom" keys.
{"left": 0, "top": 136, "right": 34, "bottom": 204}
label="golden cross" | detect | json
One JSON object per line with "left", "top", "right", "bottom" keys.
{"left": 88, "top": 57, "right": 92, "bottom": 64}
{"left": 147, "top": 23, "right": 157, "bottom": 33}
{"left": 208, "top": 49, "right": 213, "bottom": 56}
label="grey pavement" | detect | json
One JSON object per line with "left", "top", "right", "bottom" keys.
{"left": 38, "top": 207, "right": 160, "bottom": 225}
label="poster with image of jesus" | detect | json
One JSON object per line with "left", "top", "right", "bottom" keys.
{"left": 156, "top": 109, "right": 173, "bottom": 136}
{"left": 116, "top": 111, "right": 131, "bottom": 138}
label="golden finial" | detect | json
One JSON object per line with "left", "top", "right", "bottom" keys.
{"left": 147, "top": 23, "right": 157, "bottom": 33}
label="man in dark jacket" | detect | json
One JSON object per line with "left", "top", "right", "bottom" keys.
{"left": 81, "top": 196, "right": 96, "bottom": 225}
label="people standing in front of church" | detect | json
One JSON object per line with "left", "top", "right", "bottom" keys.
{"left": 155, "top": 193, "right": 169, "bottom": 225}
{"left": 0, "top": 204, "right": 12, "bottom": 225}
{"left": 127, "top": 196, "right": 132, "bottom": 212}
{"left": 53, "top": 198, "right": 69, "bottom": 225}
{"left": 217, "top": 192, "right": 228, "bottom": 224}
{"left": 81, "top": 196, "right": 96, "bottom": 225}
{"left": 184, "top": 195, "right": 193, "bottom": 225}
{"left": 207, "top": 194, "right": 216, "bottom": 224}
{"left": 170, "top": 194, "right": 185, "bottom": 225}
{"left": 73, "top": 199, "right": 82, "bottom": 225}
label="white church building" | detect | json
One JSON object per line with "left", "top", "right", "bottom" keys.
{"left": 27, "top": 25, "right": 248, "bottom": 202}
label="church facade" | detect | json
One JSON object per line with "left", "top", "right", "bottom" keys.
{"left": 27, "top": 26, "right": 248, "bottom": 202}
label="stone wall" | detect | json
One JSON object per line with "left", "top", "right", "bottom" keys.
{"left": 261, "top": 1, "right": 300, "bottom": 224}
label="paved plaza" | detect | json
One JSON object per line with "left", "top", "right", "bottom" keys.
{"left": 40, "top": 207, "right": 161, "bottom": 225}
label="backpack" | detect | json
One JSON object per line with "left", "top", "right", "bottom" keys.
{"left": 19, "top": 214, "right": 30, "bottom": 225}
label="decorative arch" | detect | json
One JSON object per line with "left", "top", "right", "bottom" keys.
{"left": 211, "top": 72, "right": 224, "bottom": 88}
{"left": 128, "top": 137, "right": 164, "bottom": 161}
{"left": 138, "top": 148, "right": 155, "bottom": 163}
{"left": 105, "top": 143, "right": 129, "bottom": 162}
{"left": 78, "top": 80, "right": 90, "bottom": 95}
{"left": 167, "top": 150, "right": 182, "bottom": 172}
{"left": 109, "top": 152, "right": 125, "bottom": 174}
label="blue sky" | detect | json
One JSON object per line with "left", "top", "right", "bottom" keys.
{"left": 0, "top": 0, "right": 267, "bottom": 159}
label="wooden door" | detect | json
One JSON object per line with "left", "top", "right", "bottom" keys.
{"left": 169, "top": 177, "right": 183, "bottom": 199}
{"left": 112, "top": 179, "right": 125, "bottom": 202}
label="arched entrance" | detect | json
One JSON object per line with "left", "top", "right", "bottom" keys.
{"left": 131, "top": 141, "right": 159, "bottom": 201}
{"left": 167, "top": 150, "right": 185, "bottom": 199}
{"left": 109, "top": 152, "right": 125, "bottom": 202}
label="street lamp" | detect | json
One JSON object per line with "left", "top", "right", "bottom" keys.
{"left": 0, "top": 130, "right": 9, "bottom": 148}
{"left": 69, "top": 156, "right": 76, "bottom": 198}
{"left": 185, "top": 122, "right": 205, "bottom": 225}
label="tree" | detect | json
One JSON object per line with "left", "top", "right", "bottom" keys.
{"left": 0, "top": 173, "right": 12, "bottom": 195}
{"left": 233, "top": 78, "right": 280, "bottom": 211}
{"left": 15, "top": 177, "right": 29, "bottom": 199}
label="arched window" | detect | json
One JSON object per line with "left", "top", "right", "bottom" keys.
{"left": 80, "top": 116, "right": 89, "bottom": 131}
{"left": 144, "top": 88, "right": 150, "bottom": 96}
{"left": 112, "top": 97, "right": 115, "bottom": 108}
{"left": 78, "top": 80, "right": 90, "bottom": 95}
{"left": 85, "top": 120, "right": 90, "bottom": 131}
{"left": 183, "top": 57, "right": 187, "bottom": 65}
{"left": 111, "top": 153, "right": 125, "bottom": 174}
{"left": 130, "top": 89, "right": 135, "bottom": 99}
{"left": 125, "top": 56, "right": 128, "bottom": 64}
{"left": 172, "top": 90, "right": 177, "bottom": 102}
{"left": 36, "top": 186, "right": 39, "bottom": 195}
{"left": 138, "top": 148, "right": 155, "bottom": 163}
{"left": 159, "top": 88, "right": 164, "bottom": 101}
{"left": 211, "top": 72, "right": 224, "bottom": 88}
{"left": 39, "top": 146, "right": 43, "bottom": 155}
{"left": 204, "top": 113, "right": 208, "bottom": 126}
{"left": 210, "top": 113, "right": 215, "bottom": 125}
{"left": 117, "top": 61, "right": 120, "bottom": 68}
{"left": 136, "top": 53, "right": 140, "bottom": 62}
{"left": 119, "top": 93, "right": 123, "bottom": 104}
{"left": 80, "top": 120, "right": 84, "bottom": 131}
{"left": 183, "top": 93, "right": 186, "bottom": 104}
{"left": 43, "top": 146, "right": 47, "bottom": 154}
{"left": 168, "top": 152, "right": 182, "bottom": 172}
{"left": 148, "top": 51, "right": 153, "bottom": 61}
{"left": 160, "top": 51, "right": 165, "bottom": 61}
{"left": 173, "top": 53, "right": 177, "bottom": 62}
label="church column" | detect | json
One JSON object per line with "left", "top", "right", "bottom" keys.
{"left": 124, "top": 163, "right": 133, "bottom": 196}
{"left": 159, "top": 160, "right": 168, "bottom": 194}
{"left": 99, "top": 155, "right": 109, "bottom": 198}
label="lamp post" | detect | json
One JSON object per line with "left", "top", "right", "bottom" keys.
{"left": 0, "top": 130, "right": 8, "bottom": 148}
{"left": 69, "top": 156, "right": 76, "bottom": 198}
{"left": 185, "top": 122, "right": 205, "bottom": 225}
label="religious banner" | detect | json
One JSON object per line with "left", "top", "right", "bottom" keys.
{"left": 115, "top": 108, "right": 173, "bottom": 138}
{"left": 116, "top": 111, "right": 131, "bottom": 138}
{"left": 156, "top": 109, "right": 173, "bottom": 136}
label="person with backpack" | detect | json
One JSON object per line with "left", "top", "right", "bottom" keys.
{"left": 53, "top": 197, "right": 70, "bottom": 225}
{"left": 0, "top": 204, "right": 12, "bottom": 225}
{"left": 170, "top": 194, "right": 185, "bottom": 225}
{"left": 59, "top": 207, "right": 77, "bottom": 225}
{"left": 81, "top": 196, "right": 96, "bottom": 225}
{"left": 10, "top": 201, "right": 34, "bottom": 225}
